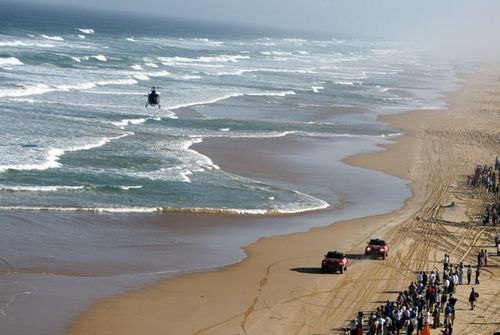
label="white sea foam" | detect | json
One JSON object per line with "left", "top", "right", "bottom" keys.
{"left": 380, "top": 132, "right": 404, "bottom": 138}
{"left": 0, "top": 185, "right": 85, "bottom": 192}
{"left": 56, "top": 82, "right": 97, "bottom": 91}
{"left": 111, "top": 118, "right": 148, "bottom": 128}
{"left": 0, "top": 198, "right": 329, "bottom": 215}
{"left": 148, "top": 70, "right": 171, "bottom": 77}
{"left": 260, "top": 51, "right": 292, "bottom": 56}
{"left": 92, "top": 55, "right": 107, "bottom": 62}
{"left": 131, "top": 64, "right": 143, "bottom": 70}
{"left": 133, "top": 73, "right": 150, "bottom": 81}
{"left": 168, "top": 94, "right": 240, "bottom": 110}
{"left": 0, "top": 133, "right": 130, "bottom": 173}
{"left": 304, "top": 121, "right": 336, "bottom": 125}
{"left": 77, "top": 28, "right": 94, "bottom": 34}
{"left": 0, "top": 77, "right": 137, "bottom": 98}
{"left": 0, "top": 41, "right": 55, "bottom": 48}
{"left": 0, "top": 206, "right": 161, "bottom": 213}
{"left": 158, "top": 54, "right": 249, "bottom": 65}
{"left": 41, "top": 34, "right": 64, "bottom": 41}
{"left": 0, "top": 83, "right": 53, "bottom": 98}
{"left": 190, "top": 130, "right": 298, "bottom": 140}
{"left": 78, "top": 35, "right": 85, "bottom": 39}
{"left": 312, "top": 86, "right": 324, "bottom": 93}
{"left": 283, "top": 38, "right": 307, "bottom": 43}
{"left": 176, "top": 74, "right": 202, "bottom": 80}
{"left": 144, "top": 62, "right": 158, "bottom": 68}
{"left": 246, "top": 90, "right": 296, "bottom": 97}
{"left": 168, "top": 90, "right": 295, "bottom": 111}
{"left": 334, "top": 81, "right": 358, "bottom": 85}
{"left": 192, "top": 38, "right": 224, "bottom": 46}
{"left": 256, "top": 42, "right": 275, "bottom": 46}
{"left": 376, "top": 85, "right": 389, "bottom": 92}
{"left": 118, "top": 185, "right": 143, "bottom": 190}
{"left": 125, "top": 167, "right": 194, "bottom": 183}
{"left": 126, "top": 37, "right": 136, "bottom": 42}
{"left": 243, "top": 68, "right": 317, "bottom": 75}
{"left": 0, "top": 57, "right": 24, "bottom": 67}
{"left": 96, "top": 78, "right": 138, "bottom": 86}
{"left": 150, "top": 71, "right": 201, "bottom": 80}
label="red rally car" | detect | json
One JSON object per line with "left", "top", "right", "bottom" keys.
{"left": 321, "top": 251, "right": 348, "bottom": 274}
{"left": 365, "top": 238, "right": 389, "bottom": 259}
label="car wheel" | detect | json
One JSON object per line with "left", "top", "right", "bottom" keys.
{"left": 344, "top": 266, "right": 347, "bottom": 272}
{"left": 321, "top": 267, "right": 325, "bottom": 274}
{"left": 382, "top": 253, "right": 386, "bottom": 260}
{"left": 340, "top": 267, "right": 344, "bottom": 274}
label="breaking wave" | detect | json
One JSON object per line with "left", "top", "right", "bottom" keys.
{"left": 0, "top": 57, "right": 24, "bottom": 67}
{"left": 158, "top": 54, "right": 250, "bottom": 65}
{"left": 41, "top": 34, "right": 64, "bottom": 41}
{"left": 0, "top": 197, "right": 329, "bottom": 215}
{"left": 77, "top": 28, "right": 94, "bottom": 34}
{"left": 0, "top": 134, "right": 130, "bottom": 173}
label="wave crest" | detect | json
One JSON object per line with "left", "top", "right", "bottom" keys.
{"left": 0, "top": 57, "right": 24, "bottom": 67}
{"left": 41, "top": 34, "right": 64, "bottom": 41}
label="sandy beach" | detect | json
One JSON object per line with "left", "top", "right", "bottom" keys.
{"left": 68, "top": 67, "right": 500, "bottom": 335}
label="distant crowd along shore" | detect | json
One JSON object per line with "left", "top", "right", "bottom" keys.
{"left": 341, "top": 158, "right": 500, "bottom": 335}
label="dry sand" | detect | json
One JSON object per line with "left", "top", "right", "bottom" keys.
{"left": 68, "top": 68, "right": 500, "bottom": 335}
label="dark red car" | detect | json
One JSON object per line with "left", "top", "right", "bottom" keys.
{"left": 365, "top": 239, "right": 389, "bottom": 259}
{"left": 321, "top": 251, "right": 348, "bottom": 274}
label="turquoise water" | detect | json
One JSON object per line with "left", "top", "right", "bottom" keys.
{"left": 0, "top": 3, "right": 461, "bottom": 214}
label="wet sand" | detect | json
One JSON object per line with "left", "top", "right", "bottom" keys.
{"left": 68, "top": 67, "right": 500, "bottom": 335}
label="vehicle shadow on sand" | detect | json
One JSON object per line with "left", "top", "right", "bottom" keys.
{"left": 290, "top": 267, "right": 323, "bottom": 274}
{"left": 346, "top": 253, "right": 367, "bottom": 260}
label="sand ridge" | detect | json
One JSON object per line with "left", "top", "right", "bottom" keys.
{"left": 68, "top": 68, "right": 500, "bottom": 335}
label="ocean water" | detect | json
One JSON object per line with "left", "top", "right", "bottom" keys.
{"left": 0, "top": 3, "right": 470, "bottom": 334}
{"left": 0, "top": 3, "right": 461, "bottom": 215}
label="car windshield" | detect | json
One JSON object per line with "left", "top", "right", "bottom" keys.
{"left": 369, "top": 239, "right": 386, "bottom": 245}
{"left": 326, "top": 252, "right": 344, "bottom": 258}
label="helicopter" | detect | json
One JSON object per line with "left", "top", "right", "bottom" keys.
{"left": 145, "top": 86, "right": 161, "bottom": 108}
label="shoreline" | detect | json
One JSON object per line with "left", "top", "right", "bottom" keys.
{"left": 68, "top": 67, "right": 500, "bottom": 335}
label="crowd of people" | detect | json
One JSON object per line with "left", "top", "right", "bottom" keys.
{"left": 346, "top": 255, "right": 483, "bottom": 335}
{"left": 342, "top": 160, "right": 500, "bottom": 335}
{"left": 469, "top": 159, "right": 500, "bottom": 226}
{"left": 469, "top": 163, "right": 498, "bottom": 192}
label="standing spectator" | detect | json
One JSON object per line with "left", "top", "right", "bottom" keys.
{"left": 443, "top": 254, "right": 450, "bottom": 271}
{"left": 429, "top": 271, "right": 436, "bottom": 286}
{"left": 417, "top": 272, "right": 423, "bottom": 288}
{"left": 475, "top": 266, "right": 480, "bottom": 285}
{"left": 444, "top": 304, "right": 453, "bottom": 327}
{"left": 469, "top": 288, "right": 479, "bottom": 310}
{"left": 356, "top": 311, "right": 364, "bottom": 328}
{"left": 467, "top": 265, "right": 472, "bottom": 285}
{"left": 432, "top": 306, "right": 440, "bottom": 329}
{"left": 482, "top": 209, "right": 489, "bottom": 225}
{"left": 349, "top": 319, "right": 357, "bottom": 335}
